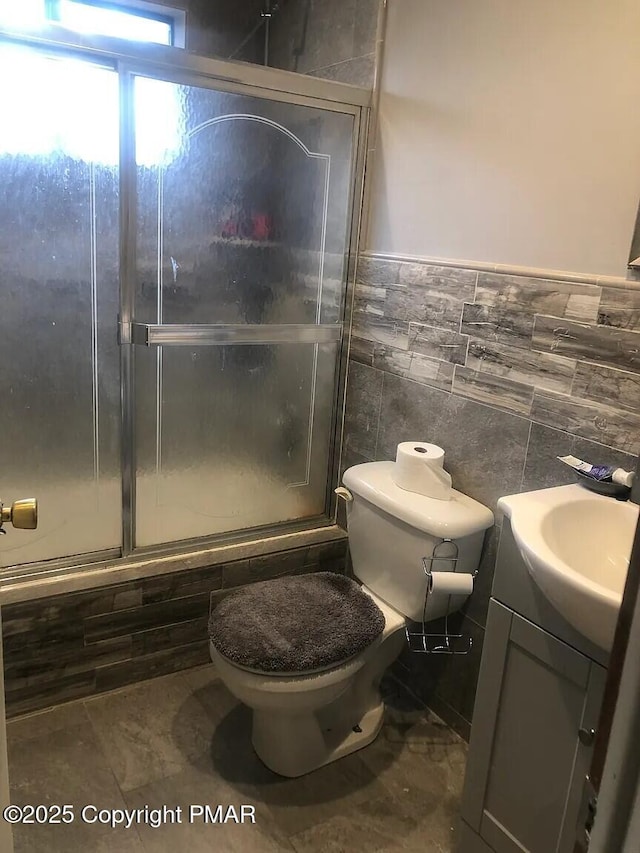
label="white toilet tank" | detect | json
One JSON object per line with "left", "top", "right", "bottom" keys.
{"left": 342, "top": 462, "right": 494, "bottom": 622}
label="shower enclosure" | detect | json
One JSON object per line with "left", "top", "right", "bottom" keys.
{"left": 0, "top": 26, "right": 368, "bottom": 576}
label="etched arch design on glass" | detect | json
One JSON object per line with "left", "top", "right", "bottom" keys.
{"left": 153, "top": 112, "right": 332, "bottom": 500}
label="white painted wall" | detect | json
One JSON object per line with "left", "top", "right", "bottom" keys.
{"left": 368, "top": 0, "right": 640, "bottom": 277}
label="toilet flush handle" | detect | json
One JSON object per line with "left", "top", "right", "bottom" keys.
{"left": 334, "top": 487, "right": 353, "bottom": 503}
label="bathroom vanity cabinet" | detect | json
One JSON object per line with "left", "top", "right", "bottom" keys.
{"left": 459, "top": 522, "right": 609, "bottom": 853}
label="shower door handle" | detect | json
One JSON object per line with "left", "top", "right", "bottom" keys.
{"left": 125, "top": 322, "right": 342, "bottom": 346}
{"left": 0, "top": 498, "right": 38, "bottom": 533}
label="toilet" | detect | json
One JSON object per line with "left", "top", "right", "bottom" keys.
{"left": 208, "top": 460, "right": 494, "bottom": 777}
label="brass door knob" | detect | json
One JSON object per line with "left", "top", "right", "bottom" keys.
{"left": 0, "top": 498, "right": 38, "bottom": 530}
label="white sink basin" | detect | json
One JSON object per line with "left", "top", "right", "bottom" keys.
{"left": 498, "top": 485, "right": 638, "bottom": 652}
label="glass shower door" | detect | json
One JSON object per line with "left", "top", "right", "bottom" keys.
{"left": 0, "top": 45, "right": 122, "bottom": 568}
{"left": 130, "top": 75, "right": 355, "bottom": 547}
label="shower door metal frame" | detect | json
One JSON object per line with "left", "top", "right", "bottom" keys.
{"left": 0, "top": 24, "right": 370, "bottom": 580}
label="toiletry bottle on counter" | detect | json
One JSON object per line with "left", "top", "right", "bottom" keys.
{"left": 557, "top": 455, "right": 635, "bottom": 487}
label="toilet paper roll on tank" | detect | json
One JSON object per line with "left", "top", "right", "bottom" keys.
{"left": 392, "top": 441, "right": 475, "bottom": 597}
{"left": 392, "top": 441, "right": 453, "bottom": 501}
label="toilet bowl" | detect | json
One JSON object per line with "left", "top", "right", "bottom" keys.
{"left": 209, "top": 460, "right": 494, "bottom": 777}
{"left": 210, "top": 587, "right": 405, "bottom": 778}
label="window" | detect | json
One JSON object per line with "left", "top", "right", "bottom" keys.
{"left": 0, "top": 0, "right": 186, "bottom": 48}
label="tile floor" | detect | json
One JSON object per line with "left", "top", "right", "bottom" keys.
{"left": 6, "top": 665, "right": 467, "bottom": 852}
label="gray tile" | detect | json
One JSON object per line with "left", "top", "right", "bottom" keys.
{"left": 408, "top": 356, "right": 455, "bottom": 393}
{"left": 419, "top": 693, "right": 471, "bottom": 743}
{"left": 532, "top": 315, "right": 640, "bottom": 372}
{"left": 461, "top": 303, "right": 534, "bottom": 346}
{"left": 521, "top": 423, "right": 576, "bottom": 492}
{"left": 94, "top": 641, "right": 210, "bottom": 697}
{"left": 598, "top": 287, "right": 640, "bottom": 331}
{"left": 354, "top": 283, "right": 389, "bottom": 313}
{"left": 476, "top": 272, "right": 601, "bottom": 323}
{"left": 2, "top": 614, "right": 84, "bottom": 652}
{"left": 6, "top": 670, "right": 96, "bottom": 718}
{"left": 349, "top": 335, "right": 375, "bottom": 366}
{"left": 340, "top": 445, "right": 372, "bottom": 475}
{"left": 311, "top": 54, "right": 376, "bottom": 87}
{"left": 84, "top": 672, "right": 216, "bottom": 792}
{"left": 356, "top": 256, "right": 401, "bottom": 285}
{"left": 1, "top": 585, "right": 135, "bottom": 649}
{"left": 386, "top": 289, "right": 466, "bottom": 332}
{"left": 452, "top": 365, "right": 534, "bottom": 417}
{"left": 376, "top": 264, "right": 476, "bottom": 332}
{"left": 86, "top": 834, "right": 145, "bottom": 852}
{"left": 254, "top": 750, "right": 389, "bottom": 837}
{"left": 305, "top": 539, "right": 348, "bottom": 567}
{"left": 141, "top": 564, "right": 223, "bottom": 604}
{"left": 344, "top": 361, "right": 384, "bottom": 458}
{"left": 8, "top": 721, "right": 136, "bottom": 853}
{"left": 297, "top": 0, "right": 357, "bottom": 74}
{"left": 288, "top": 789, "right": 460, "bottom": 853}
{"left": 123, "top": 755, "right": 293, "bottom": 853}
{"left": 131, "top": 617, "right": 208, "bottom": 656}
{"left": 2, "top": 583, "right": 142, "bottom": 632}
{"left": 6, "top": 700, "right": 91, "bottom": 745}
{"left": 531, "top": 390, "right": 640, "bottom": 455}
{"left": 398, "top": 263, "right": 476, "bottom": 293}
{"left": 376, "top": 374, "right": 529, "bottom": 511}
{"left": 184, "top": 665, "right": 240, "bottom": 726}
{"left": 372, "top": 345, "right": 456, "bottom": 393}
{"left": 373, "top": 344, "right": 413, "bottom": 377}
{"left": 572, "top": 363, "right": 640, "bottom": 413}
{"left": 352, "top": 312, "right": 410, "bottom": 349}
{"left": 246, "top": 547, "right": 310, "bottom": 582}
{"left": 353, "top": 0, "right": 381, "bottom": 57}
{"left": 370, "top": 706, "right": 466, "bottom": 786}
{"left": 84, "top": 593, "right": 210, "bottom": 643}
{"left": 466, "top": 338, "right": 576, "bottom": 395}
{"left": 5, "top": 636, "right": 132, "bottom": 689}
{"left": 408, "top": 324, "right": 469, "bottom": 365}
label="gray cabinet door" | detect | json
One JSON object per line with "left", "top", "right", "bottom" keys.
{"left": 461, "top": 600, "right": 606, "bottom": 853}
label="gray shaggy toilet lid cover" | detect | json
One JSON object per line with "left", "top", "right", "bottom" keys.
{"left": 208, "top": 572, "right": 386, "bottom": 673}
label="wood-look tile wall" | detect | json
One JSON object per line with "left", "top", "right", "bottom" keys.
{"left": 2, "top": 540, "right": 347, "bottom": 717}
{"left": 344, "top": 253, "right": 640, "bottom": 739}
{"left": 351, "top": 257, "right": 640, "bottom": 454}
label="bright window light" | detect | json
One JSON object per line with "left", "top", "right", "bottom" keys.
{"left": 57, "top": 1, "right": 173, "bottom": 46}
{"left": 0, "top": 45, "right": 181, "bottom": 166}
{"left": 0, "top": 0, "right": 46, "bottom": 28}
{"left": 0, "top": 0, "right": 176, "bottom": 47}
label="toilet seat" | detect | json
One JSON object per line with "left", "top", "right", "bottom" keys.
{"left": 210, "top": 588, "right": 406, "bottom": 691}
{"left": 208, "top": 571, "right": 386, "bottom": 674}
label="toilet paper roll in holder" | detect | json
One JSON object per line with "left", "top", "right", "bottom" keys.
{"left": 405, "top": 538, "right": 475, "bottom": 656}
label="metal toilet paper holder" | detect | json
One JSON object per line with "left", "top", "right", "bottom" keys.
{"left": 405, "top": 539, "right": 475, "bottom": 656}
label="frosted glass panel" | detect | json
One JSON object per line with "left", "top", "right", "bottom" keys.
{"left": 0, "top": 49, "right": 121, "bottom": 567}
{"left": 135, "top": 79, "right": 353, "bottom": 327}
{"left": 135, "top": 343, "right": 337, "bottom": 545}
{"left": 134, "top": 77, "right": 353, "bottom": 546}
